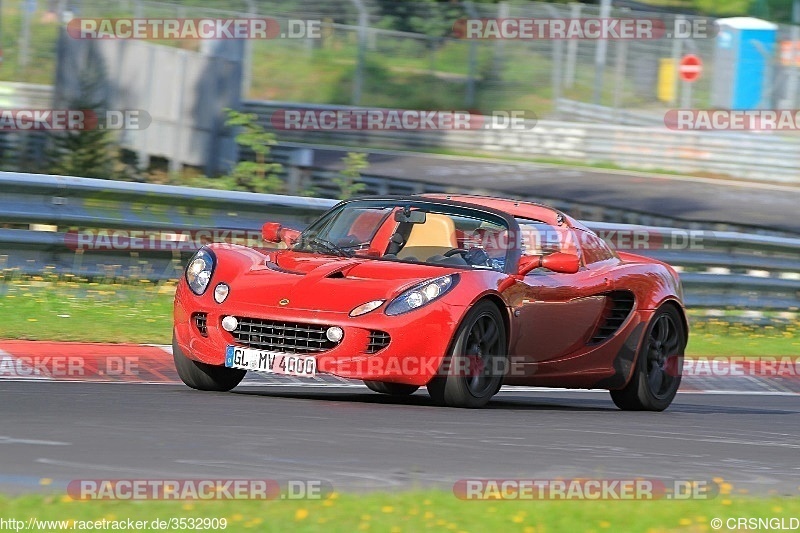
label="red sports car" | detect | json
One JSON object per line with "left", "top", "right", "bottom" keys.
{"left": 173, "top": 195, "right": 687, "bottom": 410}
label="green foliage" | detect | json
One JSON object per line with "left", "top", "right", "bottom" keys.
{"left": 219, "top": 108, "right": 283, "bottom": 193}
{"left": 45, "top": 42, "right": 140, "bottom": 181}
{"left": 333, "top": 152, "right": 368, "bottom": 200}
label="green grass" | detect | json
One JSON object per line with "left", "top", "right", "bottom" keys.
{"left": 0, "top": 276, "right": 175, "bottom": 344}
{"left": 0, "top": 276, "right": 798, "bottom": 356}
{"left": 1, "top": 490, "right": 799, "bottom": 532}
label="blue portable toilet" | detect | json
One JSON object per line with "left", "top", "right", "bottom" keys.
{"left": 711, "top": 17, "right": 777, "bottom": 109}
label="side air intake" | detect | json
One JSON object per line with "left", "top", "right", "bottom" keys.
{"left": 589, "top": 291, "right": 635, "bottom": 345}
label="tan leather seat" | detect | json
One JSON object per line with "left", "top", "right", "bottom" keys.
{"left": 396, "top": 214, "right": 458, "bottom": 260}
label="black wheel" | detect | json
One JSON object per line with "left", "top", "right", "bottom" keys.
{"left": 363, "top": 380, "right": 420, "bottom": 396}
{"left": 172, "top": 334, "right": 246, "bottom": 392}
{"left": 610, "top": 305, "right": 686, "bottom": 411}
{"left": 427, "top": 301, "right": 507, "bottom": 408}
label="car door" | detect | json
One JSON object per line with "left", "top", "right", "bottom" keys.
{"left": 510, "top": 222, "right": 609, "bottom": 363}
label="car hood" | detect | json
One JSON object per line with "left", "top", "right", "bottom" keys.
{"left": 225, "top": 250, "right": 462, "bottom": 314}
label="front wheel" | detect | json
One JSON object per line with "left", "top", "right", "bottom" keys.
{"left": 610, "top": 305, "right": 686, "bottom": 411}
{"left": 172, "top": 334, "right": 246, "bottom": 392}
{"left": 363, "top": 381, "right": 420, "bottom": 396}
{"left": 427, "top": 301, "right": 507, "bottom": 408}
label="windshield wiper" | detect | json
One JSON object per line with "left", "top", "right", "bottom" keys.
{"left": 304, "top": 236, "right": 354, "bottom": 257}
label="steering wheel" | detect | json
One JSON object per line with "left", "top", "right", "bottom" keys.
{"left": 443, "top": 248, "right": 469, "bottom": 257}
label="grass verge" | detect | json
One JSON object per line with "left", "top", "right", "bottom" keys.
{"left": 1, "top": 491, "right": 799, "bottom": 532}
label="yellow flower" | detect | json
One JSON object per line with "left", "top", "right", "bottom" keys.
{"left": 295, "top": 509, "right": 309, "bottom": 521}
{"left": 381, "top": 506, "right": 394, "bottom": 513}
{"left": 679, "top": 519, "right": 692, "bottom": 526}
{"left": 39, "top": 478, "right": 53, "bottom": 486}
{"left": 600, "top": 521, "right": 611, "bottom": 528}
{"left": 424, "top": 511, "right": 434, "bottom": 519}
{"left": 721, "top": 499, "right": 732, "bottom": 505}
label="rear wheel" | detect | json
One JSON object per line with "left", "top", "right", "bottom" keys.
{"left": 172, "top": 334, "right": 246, "bottom": 392}
{"left": 610, "top": 305, "right": 685, "bottom": 411}
{"left": 363, "top": 381, "right": 419, "bottom": 396}
{"left": 427, "top": 301, "right": 507, "bottom": 408}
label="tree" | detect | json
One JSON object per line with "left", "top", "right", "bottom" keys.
{"left": 333, "top": 152, "right": 368, "bottom": 200}
{"left": 219, "top": 108, "right": 283, "bottom": 193}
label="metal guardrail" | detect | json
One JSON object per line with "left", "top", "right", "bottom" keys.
{"left": 245, "top": 100, "right": 800, "bottom": 184}
{"left": 1, "top": 172, "right": 799, "bottom": 310}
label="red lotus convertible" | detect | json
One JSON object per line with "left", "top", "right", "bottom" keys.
{"left": 173, "top": 195, "right": 687, "bottom": 410}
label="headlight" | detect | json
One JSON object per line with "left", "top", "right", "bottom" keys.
{"left": 350, "top": 300, "right": 385, "bottom": 317}
{"left": 385, "top": 275, "right": 456, "bottom": 316}
{"left": 186, "top": 248, "right": 215, "bottom": 295}
{"left": 214, "top": 283, "right": 230, "bottom": 304}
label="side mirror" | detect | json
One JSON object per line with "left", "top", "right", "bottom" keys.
{"left": 517, "top": 252, "right": 580, "bottom": 276}
{"left": 517, "top": 255, "right": 540, "bottom": 276}
{"left": 261, "top": 222, "right": 283, "bottom": 243}
{"left": 262, "top": 222, "right": 301, "bottom": 246}
{"left": 541, "top": 252, "right": 580, "bottom": 274}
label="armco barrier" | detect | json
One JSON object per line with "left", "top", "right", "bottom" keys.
{"left": 1, "top": 172, "right": 799, "bottom": 310}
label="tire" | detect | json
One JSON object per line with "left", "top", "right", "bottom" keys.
{"left": 172, "top": 334, "right": 246, "bottom": 392}
{"left": 427, "top": 301, "right": 507, "bottom": 408}
{"left": 363, "top": 380, "right": 420, "bottom": 396}
{"left": 610, "top": 305, "right": 686, "bottom": 411}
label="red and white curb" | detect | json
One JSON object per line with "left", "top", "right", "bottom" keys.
{"left": 0, "top": 341, "right": 798, "bottom": 394}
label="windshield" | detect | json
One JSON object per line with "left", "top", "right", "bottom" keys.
{"left": 293, "top": 200, "right": 511, "bottom": 272}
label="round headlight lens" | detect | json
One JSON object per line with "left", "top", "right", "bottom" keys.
{"left": 214, "top": 283, "right": 230, "bottom": 304}
{"left": 406, "top": 291, "right": 425, "bottom": 309}
{"left": 423, "top": 283, "right": 441, "bottom": 300}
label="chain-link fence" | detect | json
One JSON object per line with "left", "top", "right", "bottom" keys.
{"left": 1, "top": 0, "right": 799, "bottom": 123}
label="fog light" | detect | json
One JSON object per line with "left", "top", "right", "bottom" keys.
{"left": 214, "top": 283, "right": 230, "bottom": 303}
{"left": 326, "top": 326, "right": 344, "bottom": 343}
{"left": 221, "top": 315, "right": 238, "bottom": 332}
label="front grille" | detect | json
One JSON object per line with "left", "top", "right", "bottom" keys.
{"left": 366, "top": 330, "right": 391, "bottom": 353}
{"left": 193, "top": 313, "right": 208, "bottom": 336}
{"left": 232, "top": 317, "right": 338, "bottom": 354}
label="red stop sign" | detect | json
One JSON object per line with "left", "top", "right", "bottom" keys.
{"left": 679, "top": 54, "right": 702, "bottom": 82}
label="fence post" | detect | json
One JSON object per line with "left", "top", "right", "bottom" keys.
{"left": 592, "top": 0, "right": 612, "bottom": 104}
{"left": 564, "top": 3, "right": 581, "bottom": 89}
{"left": 464, "top": 1, "right": 478, "bottom": 108}
{"left": 350, "top": 0, "right": 368, "bottom": 105}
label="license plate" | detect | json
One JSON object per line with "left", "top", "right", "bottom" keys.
{"left": 224, "top": 346, "right": 316, "bottom": 378}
